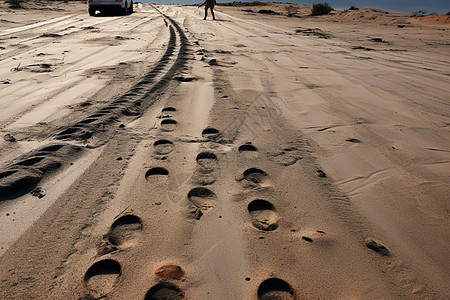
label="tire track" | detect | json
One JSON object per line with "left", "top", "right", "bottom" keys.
{"left": 0, "top": 7, "right": 191, "bottom": 203}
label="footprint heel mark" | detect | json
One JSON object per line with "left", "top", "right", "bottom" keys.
{"left": 145, "top": 167, "right": 169, "bottom": 180}
{"left": 154, "top": 139, "right": 174, "bottom": 155}
{"left": 243, "top": 168, "right": 267, "bottom": 184}
{"left": 144, "top": 282, "right": 185, "bottom": 300}
{"left": 0, "top": 170, "right": 17, "bottom": 179}
{"left": 106, "top": 215, "right": 143, "bottom": 247}
{"left": 364, "top": 238, "right": 390, "bottom": 256}
{"left": 39, "top": 144, "right": 65, "bottom": 152}
{"left": 89, "top": 113, "right": 107, "bottom": 118}
{"left": 0, "top": 168, "right": 42, "bottom": 200}
{"left": 84, "top": 259, "right": 121, "bottom": 298}
{"left": 248, "top": 200, "right": 279, "bottom": 231}
{"left": 258, "top": 278, "right": 295, "bottom": 300}
{"left": 346, "top": 138, "right": 361, "bottom": 143}
{"left": 196, "top": 152, "right": 217, "bottom": 169}
{"left": 192, "top": 169, "right": 216, "bottom": 186}
{"left": 77, "top": 118, "right": 97, "bottom": 125}
{"left": 188, "top": 187, "right": 217, "bottom": 220}
{"left": 161, "top": 107, "right": 176, "bottom": 117}
{"left": 201, "top": 127, "right": 220, "bottom": 140}
{"left": 14, "top": 157, "right": 44, "bottom": 166}
{"left": 155, "top": 264, "right": 185, "bottom": 280}
{"left": 160, "top": 119, "right": 177, "bottom": 132}
{"left": 238, "top": 143, "right": 258, "bottom": 152}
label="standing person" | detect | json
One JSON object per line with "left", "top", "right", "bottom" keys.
{"left": 199, "top": 0, "right": 216, "bottom": 20}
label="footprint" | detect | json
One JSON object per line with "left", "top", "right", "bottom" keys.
{"left": 144, "top": 282, "right": 184, "bottom": 300}
{"left": 196, "top": 152, "right": 217, "bottom": 169}
{"left": 84, "top": 259, "right": 121, "bottom": 297}
{"left": 188, "top": 187, "right": 217, "bottom": 219}
{"left": 155, "top": 264, "right": 185, "bottom": 279}
{"left": 161, "top": 107, "right": 176, "bottom": 117}
{"left": 154, "top": 139, "right": 174, "bottom": 155}
{"left": 202, "top": 127, "right": 220, "bottom": 140}
{"left": 191, "top": 168, "right": 216, "bottom": 186}
{"left": 39, "top": 144, "right": 64, "bottom": 152}
{"left": 364, "top": 238, "right": 390, "bottom": 256}
{"left": 248, "top": 200, "right": 278, "bottom": 231}
{"left": 346, "top": 138, "right": 361, "bottom": 143}
{"left": 89, "top": 113, "right": 106, "bottom": 118}
{"left": 145, "top": 167, "right": 169, "bottom": 180}
{"left": 15, "top": 157, "right": 44, "bottom": 166}
{"left": 243, "top": 168, "right": 267, "bottom": 184}
{"left": 58, "top": 127, "right": 80, "bottom": 136}
{"left": 316, "top": 169, "right": 327, "bottom": 178}
{"left": 106, "top": 215, "right": 143, "bottom": 247}
{"left": 161, "top": 119, "right": 177, "bottom": 132}
{"left": 257, "top": 278, "right": 295, "bottom": 300}
{"left": 0, "top": 170, "right": 17, "bottom": 179}
{"left": 78, "top": 118, "right": 97, "bottom": 124}
{"left": 162, "top": 107, "right": 176, "bottom": 112}
{"left": 238, "top": 143, "right": 258, "bottom": 152}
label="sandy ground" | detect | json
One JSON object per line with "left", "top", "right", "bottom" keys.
{"left": 0, "top": 1, "right": 449, "bottom": 299}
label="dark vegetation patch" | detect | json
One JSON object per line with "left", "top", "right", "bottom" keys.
{"left": 311, "top": 2, "right": 333, "bottom": 16}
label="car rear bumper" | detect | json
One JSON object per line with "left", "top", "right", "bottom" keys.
{"left": 88, "top": 1, "right": 125, "bottom": 8}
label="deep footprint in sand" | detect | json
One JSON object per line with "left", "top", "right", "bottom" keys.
{"left": 144, "top": 282, "right": 185, "bottom": 300}
{"left": 248, "top": 200, "right": 279, "bottom": 231}
{"left": 365, "top": 238, "right": 390, "bottom": 256}
{"left": 202, "top": 127, "right": 220, "bottom": 140}
{"left": 161, "top": 107, "right": 176, "bottom": 117}
{"left": 243, "top": 168, "right": 267, "bottom": 184}
{"left": 84, "top": 259, "right": 121, "bottom": 297}
{"left": 155, "top": 264, "right": 185, "bottom": 279}
{"left": 154, "top": 139, "right": 174, "bottom": 155}
{"left": 106, "top": 214, "right": 143, "bottom": 247}
{"left": 39, "top": 144, "right": 65, "bottom": 152}
{"left": 161, "top": 119, "right": 177, "bottom": 131}
{"left": 191, "top": 168, "right": 216, "bottom": 185}
{"left": 196, "top": 152, "right": 217, "bottom": 169}
{"left": 238, "top": 143, "right": 258, "bottom": 154}
{"left": 145, "top": 167, "right": 169, "bottom": 180}
{"left": 258, "top": 278, "right": 295, "bottom": 300}
{"left": 188, "top": 187, "right": 217, "bottom": 219}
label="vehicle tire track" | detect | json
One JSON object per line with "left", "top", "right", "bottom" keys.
{"left": 0, "top": 7, "right": 191, "bottom": 202}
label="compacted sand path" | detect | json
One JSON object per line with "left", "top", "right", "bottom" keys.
{"left": 0, "top": 2, "right": 448, "bottom": 299}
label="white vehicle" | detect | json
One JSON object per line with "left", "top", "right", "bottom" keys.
{"left": 87, "top": 0, "right": 133, "bottom": 16}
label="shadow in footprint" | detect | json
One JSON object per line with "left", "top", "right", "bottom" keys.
{"left": 248, "top": 200, "right": 278, "bottom": 231}
{"left": 155, "top": 264, "right": 185, "bottom": 280}
{"left": 258, "top": 278, "right": 295, "bottom": 300}
{"left": 365, "top": 238, "right": 390, "bottom": 256}
{"left": 243, "top": 168, "right": 267, "bottom": 184}
{"left": 106, "top": 215, "right": 143, "bottom": 247}
{"left": 162, "top": 107, "right": 176, "bottom": 113}
{"left": 188, "top": 187, "right": 217, "bottom": 219}
{"left": 161, "top": 119, "right": 177, "bottom": 131}
{"left": 144, "top": 282, "right": 184, "bottom": 300}
{"left": 161, "top": 107, "right": 176, "bottom": 117}
{"left": 84, "top": 259, "right": 121, "bottom": 297}
{"left": 15, "top": 157, "right": 44, "bottom": 166}
{"left": 238, "top": 143, "right": 258, "bottom": 152}
{"left": 39, "top": 144, "right": 65, "bottom": 152}
{"left": 154, "top": 140, "right": 174, "bottom": 155}
{"left": 196, "top": 152, "right": 217, "bottom": 169}
{"left": 202, "top": 127, "right": 220, "bottom": 140}
{"left": 145, "top": 167, "right": 169, "bottom": 180}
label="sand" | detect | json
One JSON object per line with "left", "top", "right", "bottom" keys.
{"left": 0, "top": 1, "right": 449, "bottom": 299}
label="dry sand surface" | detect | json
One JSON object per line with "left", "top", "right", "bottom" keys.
{"left": 0, "top": 1, "right": 449, "bottom": 299}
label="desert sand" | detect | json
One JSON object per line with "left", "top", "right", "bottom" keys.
{"left": 0, "top": 1, "right": 449, "bottom": 299}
